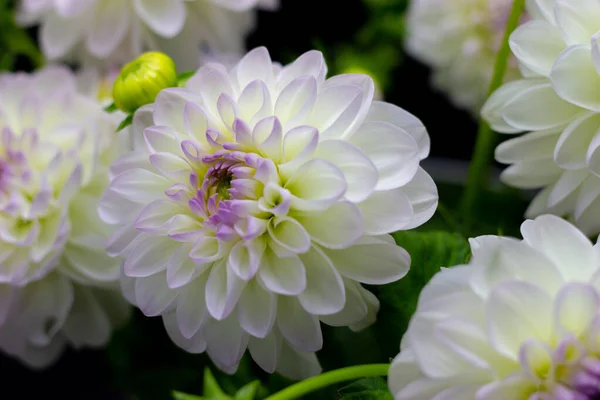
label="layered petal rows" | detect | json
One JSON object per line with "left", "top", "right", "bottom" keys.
{"left": 483, "top": 0, "right": 600, "bottom": 235}
{"left": 18, "top": 0, "right": 279, "bottom": 70}
{"left": 100, "top": 47, "right": 438, "bottom": 378}
{"left": 0, "top": 67, "right": 130, "bottom": 367}
{"left": 406, "top": 0, "right": 526, "bottom": 113}
{"left": 390, "top": 215, "right": 600, "bottom": 399}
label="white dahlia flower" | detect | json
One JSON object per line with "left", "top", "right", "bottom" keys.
{"left": 18, "top": 0, "right": 278, "bottom": 70}
{"left": 390, "top": 215, "right": 600, "bottom": 399}
{"left": 100, "top": 47, "right": 437, "bottom": 379}
{"left": 483, "top": 0, "right": 600, "bottom": 235}
{"left": 406, "top": 0, "right": 526, "bottom": 113}
{"left": 0, "top": 67, "right": 130, "bottom": 368}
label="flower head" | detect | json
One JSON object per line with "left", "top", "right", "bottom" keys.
{"left": 483, "top": 0, "right": 600, "bottom": 235}
{"left": 390, "top": 215, "right": 600, "bottom": 399}
{"left": 100, "top": 47, "right": 437, "bottom": 378}
{"left": 406, "top": 0, "right": 526, "bottom": 113}
{"left": 0, "top": 67, "right": 130, "bottom": 367}
{"left": 113, "top": 52, "right": 178, "bottom": 113}
{"left": 18, "top": 0, "right": 279, "bottom": 70}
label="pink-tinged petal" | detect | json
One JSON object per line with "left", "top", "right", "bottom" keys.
{"left": 285, "top": 159, "right": 346, "bottom": 212}
{"left": 324, "top": 236, "right": 410, "bottom": 285}
{"left": 133, "top": 0, "right": 186, "bottom": 38}
{"left": 176, "top": 272, "right": 209, "bottom": 338}
{"left": 276, "top": 295, "right": 323, "bottom": 352}
{"left": 238, "top": 279, "right": 276, "bottom": 338}
{"left": 236, "top": 47, "right": 274, "bottom": 90}
{"left": 258, "top": 249, "right": 306, "bottom": 295}
{"left": 275, "top": 76, "right": 317, "bottom": 128}
{"left": 86, "top": 0, "right": 129, "bottom": 57}
{"left": 124, "top": 235, "right": 177, "bottom": 277}
{"left": 205, "top": 260, "right": 247, "bottom": 320}
{"left": 298, "top": 246, "right": 345, "bottom": 315}
{"left": 350, "top": 121, "right": 420, "bottom": 191}
{"left": 135, "top": 272, "right": 177, "bottom": 317}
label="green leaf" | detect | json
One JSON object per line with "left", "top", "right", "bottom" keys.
{"left": 104, "top": 102, "right": 118, "bottom": 113}
{"left": 117, "top": 114, "right": 134, "bottom": 132}
{"left": 203, "top": 368, "right": 232, "bottom": 400}
{"left": 177, "top": 71, "right": 196, "bottom": 87}
{"left": 173, "top": 391, "right": 203, "bottom": 400}
{"left": 338, "top": 377, "right": 393, "bottom": 400}
{"left": 233, "top": 380, "right": 262, "bottom": 400}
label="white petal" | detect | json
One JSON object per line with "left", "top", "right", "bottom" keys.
{"left": 176, "top": 273, "right": 209, "bottom": 339}
{"left": 278, "top": 50, "right": 327, "bottom": 89}
{"left": 205, "top": 260, "right": 246, "bottom": 320}
{"left": 135, "top": 273, "right": 176, "bottom": 317}
{"left": 154, "top": 89, "right": 203, "bottom": 135}
{"left": 236, "top": 47, "right": 274, "bottom": 90}
{"left": 324, "top": 236, "right": 410, "bottom": 285}
{"left": 365, "top": 101, "right": 430, "bottom": 159}
{"left": 267, "top": 217, "right": 311, "bottom": 253}
{"left": 248, "top": 332, "right": 279, "bottom": 373}
{"left": 285, "top": 159, "right": 347, "bottom": 212}
{"left": 496, "top": 129, "right": 559, "bottom": 163}
{"left": 134, "top": 0, "right": 186, "bottom": 38}
{"left": 554, "top": 282, "right": 600, "bottom": 337}
{"left": 315, "top": 140, "right": 378, "bottom": 202}
{"left": 521, "top": 214, "right": 596, "bottom": 280}
{"left": 258, "top": 250, "right": 306, "bottom": 295}
{"left": 63, "top": 285, "right": 110, "bottom": 347}
{"left": 550, "top": 45, "right": 600, "bottom": 111}
{"left": 163, "top": 312, "right": 207, "bottom": 353}
{"left": 400, "top": 167, "right": 439, "bottom": 230}
{"left": 319, "top": 279, "right": 368, "bottom": 327}
{"left": 124, "top": 235, "right": 176, "bottom": 277}
{"left": 358, "top": 188, "right": 414, "bottom": 235}
{"left": 106, "top": 168, "right": 169, "bottom": 203}
{"left": 238, "top": 279, "right": 276, "bottom": 338}
{"left": 555, "top": 0, "right": 600, "bottom": 45}
{"left": 501, "top": 83, "right": 583, "bottom": 131}
{"left": 298, "top": 246, "right": 345, "bottom": 315}
{"left": 105, "top": 223, "right": 140, "bottom": 257}
{"left": 308, "top": 84, "right": 364, "bottom": 139}
{"left": 349, "top": 121, "right": 420, "bottom": 190}
{"left": 275, "top": 341, "right": 322, "bottom": 380}
{"left": 500, "top": 158, "right": 562, "bottom": 189}
{"left": 204, "top": 314, "right": 248, "bottom": 372}
{"left": 487, "top": 281, "right": 553, "bottom": 359}
{"left": 509, "top": 21, "right": 565, "bottom": 77}
{"left": 295, "top": 201, "right": 363, "bottom": 249}
{"left": 548, "top": 169, "right": 588, "bottom": 207}
{"left": 275, "top": 76, "right": 317, "bottom": 128}
{"left": 40, "top": 13, "right": 82, "bottom": 59}
{"left": 228, "top": 238, "right": 266, "bottom": 280}
{"left": 86, "top": 0, "right": 129, "bottom": 57}
{"left": 276, "top": 296, "right": 323, "bottom": 352}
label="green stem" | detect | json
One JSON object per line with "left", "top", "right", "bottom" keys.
{"left": 264, "top": 364, "right": 390, "bottom": 400}
{"left": 460, "top": 0, "right": 526, "bottom": 222}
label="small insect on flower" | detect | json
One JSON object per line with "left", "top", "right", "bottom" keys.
{"left": 100, "top": 47, "right": 438, "bottom": 379}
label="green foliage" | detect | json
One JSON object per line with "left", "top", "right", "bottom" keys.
{"left": 338, "top": 378, "right": 393, "bottom": 400}
{"left": 0, "top": 1, "right": 43, "bottom": 71}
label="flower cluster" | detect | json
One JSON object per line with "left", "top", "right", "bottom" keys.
{"left": 483, "top": 0, "right": 600, "bottom": 235}
{"left": 18, "top": 0, "right": 279, "bottom": 70}
{"left": 100, "top": 47, "right": 438, "bottom": 378}
{"left": 0, "top": 66, "right": 130, "bottom": 367}
{"left": 390, "top": 215, "right": 600, "bottom": 399}
{"left": 406, "top": 0, "right": 526, "bottom": 113}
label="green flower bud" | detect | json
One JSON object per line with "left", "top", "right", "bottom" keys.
{"left": 112, "top": 51, "right": 177, "bottom": 113}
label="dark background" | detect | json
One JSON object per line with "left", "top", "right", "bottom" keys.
{"left": 0, "top": 0, "right": 479, "bottom": 398}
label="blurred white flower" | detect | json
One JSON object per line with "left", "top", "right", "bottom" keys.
{"left": 483, "top": 0, "right": 600, "bottom": 235}
{"left": 390, "top": 215, "right": 600, "bottom": 399}
{"left": 100, "top": 47, "right": 437, "bottom": 379}
{"left": 18, "top": 0, "right": 279, "bottom": 70}
{"left": 406, "top": 0, "right": 526, "bottom": 113}
{"left": 0, "top": 67, "right": 130, "bottom": 367}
